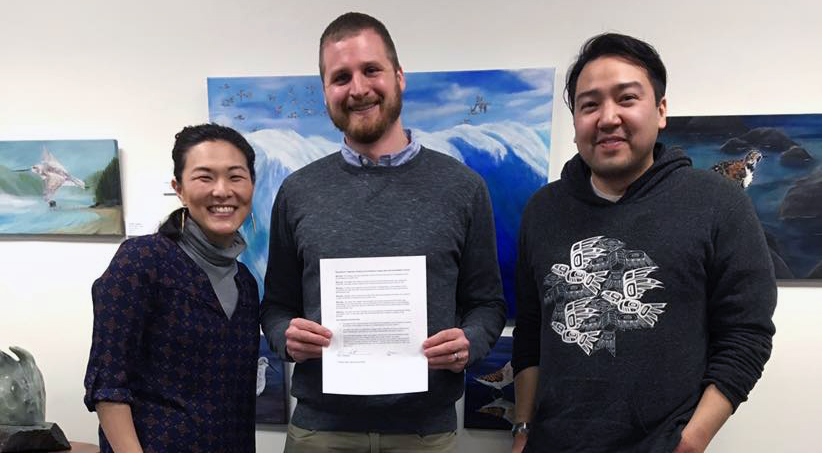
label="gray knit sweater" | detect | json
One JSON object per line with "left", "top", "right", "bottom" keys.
{"left": 261, "top": 147, "right": 507, "bottom": 434}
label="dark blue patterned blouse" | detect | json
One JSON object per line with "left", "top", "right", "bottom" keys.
{"left": 84, "top": 233, "right": 259, "bottom": 452}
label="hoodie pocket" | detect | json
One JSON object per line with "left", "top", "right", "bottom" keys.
{"left": 534, "top": 377, "right": 647, "bottom": 449}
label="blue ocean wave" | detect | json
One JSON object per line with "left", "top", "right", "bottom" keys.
{"left": 237, "top": 122, "right": 549, "bottom": 312}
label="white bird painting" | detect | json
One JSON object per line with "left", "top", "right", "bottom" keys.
{"left": 256, "top": 356, "right": 270, "bottom": 396}
{"left": 14, "top": 147, "right": 86, "bottom": 207}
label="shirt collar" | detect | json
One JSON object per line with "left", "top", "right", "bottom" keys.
{"left": 340, "top": 129, "right": 421, "bottom": 167}
{"left": 590, "top": 176, "right": 622, "bottom": 203}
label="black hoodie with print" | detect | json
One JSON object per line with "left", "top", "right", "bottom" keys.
{"left": 513, "top": 144, "right": 776, "bottom": 452}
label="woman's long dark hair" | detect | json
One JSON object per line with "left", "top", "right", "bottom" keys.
{"left": 158, "top": 123, "right": 256, "bottom": 240}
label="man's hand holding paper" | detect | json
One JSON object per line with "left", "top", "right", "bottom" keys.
{"left": 285, "top": 318, "right": 332, "bottom": 363}
{"left": 423, "top": 328, "right": 470, "bottom": 373}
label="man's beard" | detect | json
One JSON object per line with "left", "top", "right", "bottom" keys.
{"left": 327, "top": 84, "right": 403, "bottom": 144}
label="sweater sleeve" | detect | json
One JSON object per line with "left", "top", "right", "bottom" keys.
{"left": 83, "top": 239, "right": 154, "bottom": 411}
{"left": 512, "top": 201, "right": 541, "bottom": 376}
{"left": 457, "top": 181, "right": 507, "bottom": 367}
{"left": 260, "top": 184, "right": 302, "bottom": 362}
{"left": 703, "top": 193, "right": 777, "bottom": 411}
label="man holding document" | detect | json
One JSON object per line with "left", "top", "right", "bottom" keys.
{"left": 261, "top": 11, "right": 506, "bottom": 453}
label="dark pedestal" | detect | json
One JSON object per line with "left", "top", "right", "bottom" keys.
{"left": 0, "top": 423, "right": 71, "bottom": 452}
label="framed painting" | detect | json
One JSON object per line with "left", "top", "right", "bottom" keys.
{"left": 0, "top": 139, "right": 123, "bottom": 236}
{"left": 661, "top": 114, "right": 822, "bottom": 279}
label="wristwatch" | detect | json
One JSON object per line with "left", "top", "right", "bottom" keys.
{"left": 511, "top": 421, "right": 530, "bottom": 437}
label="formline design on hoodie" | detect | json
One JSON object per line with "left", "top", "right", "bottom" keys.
{"left": 546, "top": 235, "right": 667, "bottom": 357}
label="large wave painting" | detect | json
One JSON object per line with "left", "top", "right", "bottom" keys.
{"left": 207, "top": 68, "right": 554, "bottom": 317}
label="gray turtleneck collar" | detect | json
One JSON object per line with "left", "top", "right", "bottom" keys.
{"left": 177, "top": 219, "right": 246, "bottom": 319}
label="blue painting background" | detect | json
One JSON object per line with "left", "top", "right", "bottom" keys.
{"left": 661, "top": 114, "right": 822, "bottom": 279}
{"left": 208, "top": 68, "right": 554, "bottom": 317}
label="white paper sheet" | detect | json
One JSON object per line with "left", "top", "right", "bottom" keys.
{"left": 320, "top": 255, "right": 428, "bottom": 395}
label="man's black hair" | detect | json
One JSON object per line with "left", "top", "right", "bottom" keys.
{"left": 159, "top": 123, "right": 255, "bottom": 239}
{"left": 564, "top": 33, "right": 667, "bottom": 112}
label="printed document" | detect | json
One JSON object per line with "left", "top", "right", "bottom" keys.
{"left": 320, "top": 255, "right": 428, "bottom": 395}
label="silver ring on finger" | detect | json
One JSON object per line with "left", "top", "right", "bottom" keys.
{"left": 453, "top": 352, "right": 459, "bottom": 362}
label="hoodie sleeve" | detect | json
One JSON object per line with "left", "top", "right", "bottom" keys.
{"left": 512, "top": 200, "right": 542, "bottom": 376}
{"left": 703, "top": 191, "right": 777, "bottom": 411}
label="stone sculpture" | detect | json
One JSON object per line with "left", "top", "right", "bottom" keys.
{"left": 0, "top": 347, "right": 69, "bottom": 452}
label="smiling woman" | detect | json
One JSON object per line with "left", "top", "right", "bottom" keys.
{"left": 164, "top": 123, "right": 257, "bottom": 244}
{"left": 83, "top": 123, "right": 260, "bottom": 453}
{"left": 172, "top": 138, "right": 254, "bottom": 247}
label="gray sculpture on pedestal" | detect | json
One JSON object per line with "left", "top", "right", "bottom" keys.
{"left": 0, "top": 347, "right": 70, "bottom": 452}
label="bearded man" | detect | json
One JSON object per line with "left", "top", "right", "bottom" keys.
{"left": 261, "top": 12, "right": 506, "bottom": 453}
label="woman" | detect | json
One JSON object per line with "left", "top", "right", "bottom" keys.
{"left": 84, "top": 123, "right": 259, "bottom": 452}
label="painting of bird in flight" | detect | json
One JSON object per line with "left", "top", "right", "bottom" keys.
{"left": 0, "top": 139, "right": 123, "bottom": 236}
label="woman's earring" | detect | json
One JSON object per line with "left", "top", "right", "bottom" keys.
{"left": 181, "top": 207, "right": 187, "bottom": 230}
{"left": 251, "top": 211, "right": 256, "bottom": 233}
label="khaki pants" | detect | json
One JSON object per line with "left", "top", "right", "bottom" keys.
{"left": 284, "top": 423, "right": 458, "bottom": 453}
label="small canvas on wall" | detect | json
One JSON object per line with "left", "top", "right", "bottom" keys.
{"left": 256, "top": 335, "right": 288, "bottom": 424}
{"left": 0, "top": 139, "right": 124, "bottom": 236}
{"left": 464, "top": 335, "right": 514, "bottom": 430}
{"left": 661, "top": 114, "right": 822, "bottom": 279}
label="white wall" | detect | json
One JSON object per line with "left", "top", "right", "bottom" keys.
{"left": 1, "top": 1, "right": 820, "bottom": 451}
